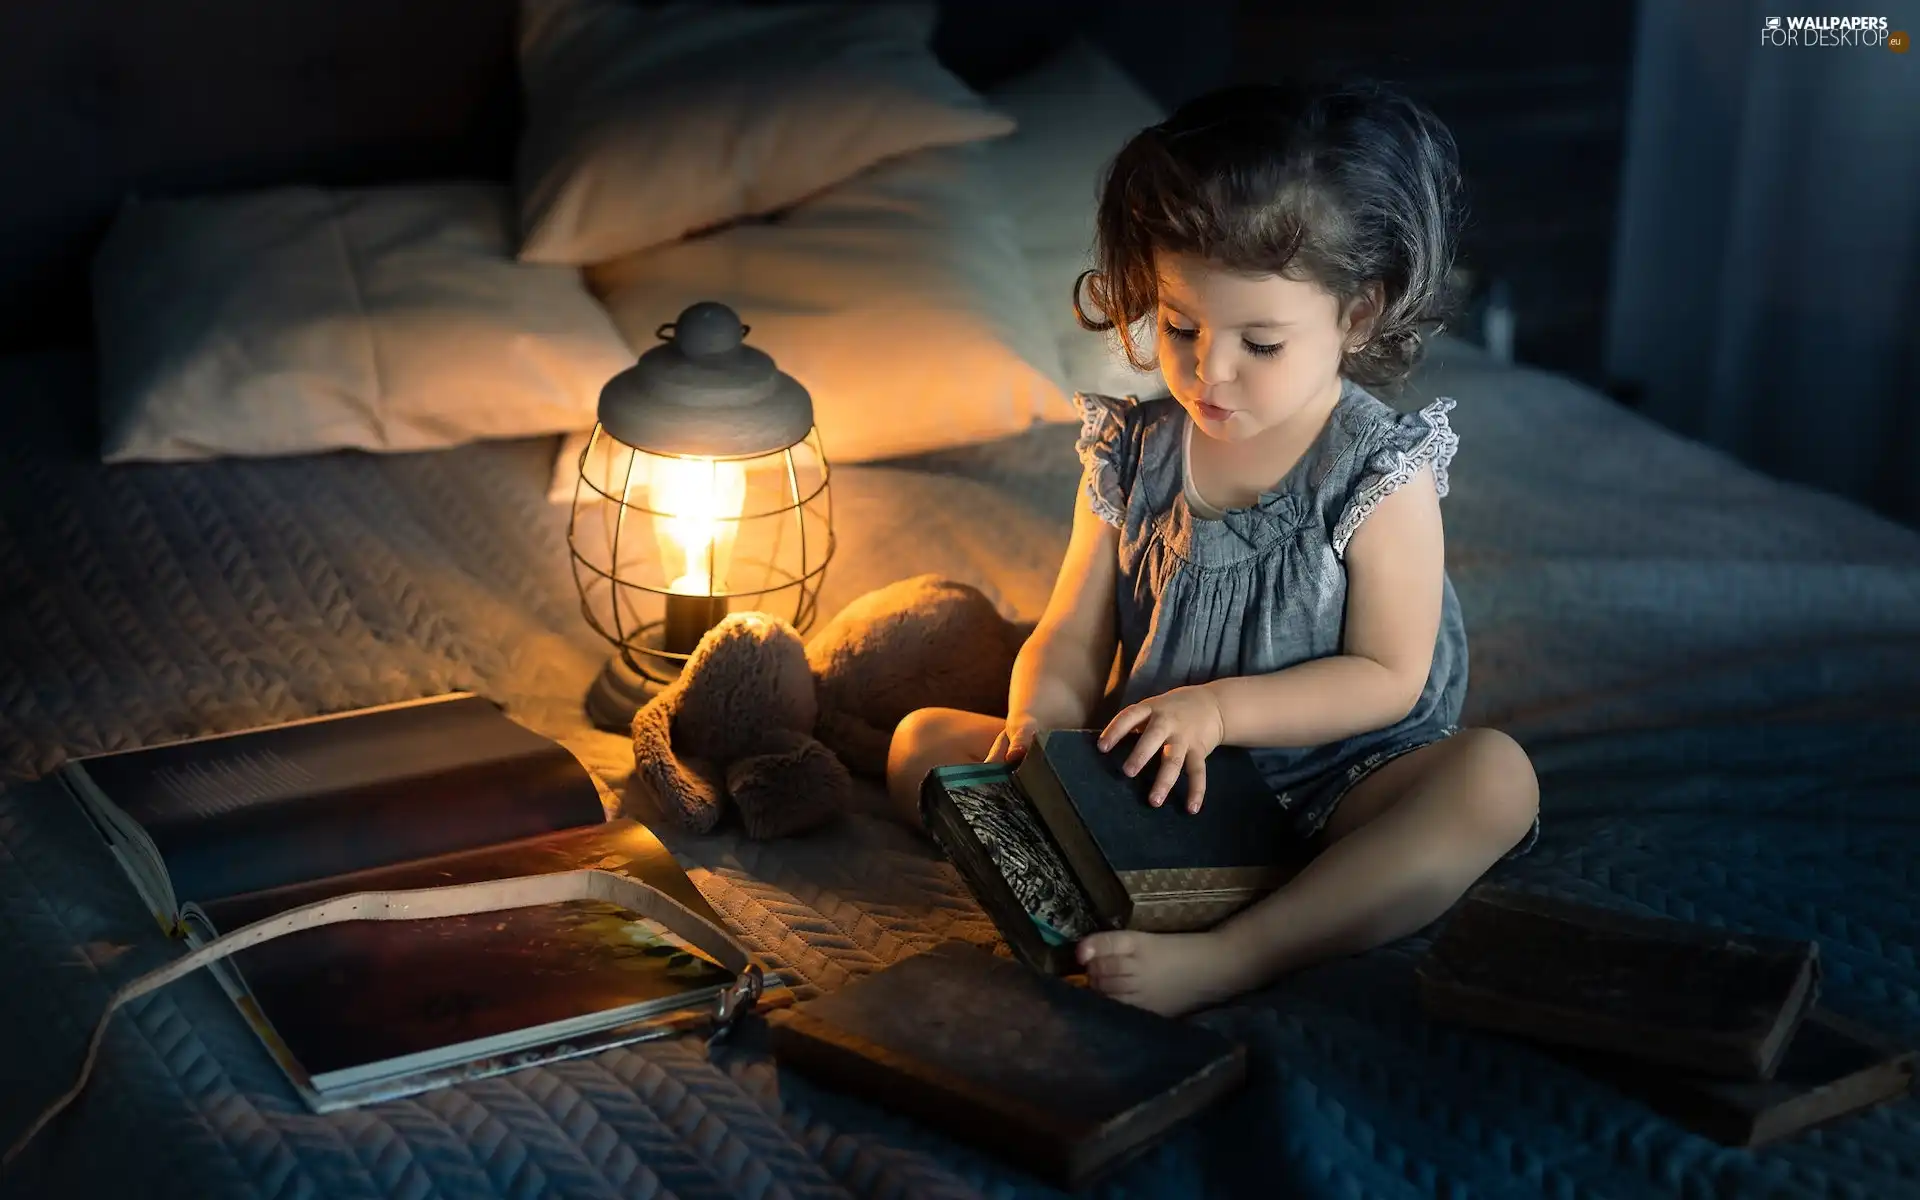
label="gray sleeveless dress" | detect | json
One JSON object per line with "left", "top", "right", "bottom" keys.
{"left": 1077, "top": 379, "right": 1537, "bottom": 854}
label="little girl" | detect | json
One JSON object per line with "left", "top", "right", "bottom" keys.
{"left": 887, "top": 80, "right": 1540, "bottom": 1017}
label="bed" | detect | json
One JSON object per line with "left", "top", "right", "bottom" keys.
{"left": 6, "top": 330, "right": 1920, "bottom": 1198}
{"left": 5, "top": 5, "right": 1920, "bottom": 1199}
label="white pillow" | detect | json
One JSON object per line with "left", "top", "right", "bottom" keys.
{"left": 91, "top": 183, "right": 635, "bottom": 463}
{"left": 547, "top": 140, "right": 1073, "bottom": 500}
{"left": 515, "top": 0, "right": 1017, "bottom": 266}
{"left": 986, "top": 39, "right": 1171, "bottom": 400}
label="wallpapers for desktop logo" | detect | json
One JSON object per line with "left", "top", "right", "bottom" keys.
{"left": 1760, "top": 15, "right": 1904, "bottom": 50}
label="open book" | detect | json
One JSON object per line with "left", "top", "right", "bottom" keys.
{"left": 57, "top": 692, "right": 784, "bottom": 1112}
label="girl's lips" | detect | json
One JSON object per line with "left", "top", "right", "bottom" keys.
{"left": 1196, "top": 400, "right": 1232, "bottom": 421}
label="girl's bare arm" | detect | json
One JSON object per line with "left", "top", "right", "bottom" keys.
{"left": 1007, "top": 482, "right": 1122, "bottom": 732}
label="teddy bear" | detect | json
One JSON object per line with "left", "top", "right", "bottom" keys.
{"left": 630, "top": 575, "right": 1031, "bottom": 839}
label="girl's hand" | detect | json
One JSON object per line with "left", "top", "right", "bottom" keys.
{"left": 985, "top": 714, "right": 1043, "bottom": 767}
{"left": 1098, "top": 686, "right": 1226, "bottom": 813}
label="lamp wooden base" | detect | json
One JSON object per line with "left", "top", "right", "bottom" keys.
{"left": 586, "top": 652, "right": 674, "bottom": 732}
{"left": 585, "top": 596, "right": 729, "bottom": 732}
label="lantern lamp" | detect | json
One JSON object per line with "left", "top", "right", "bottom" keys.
{"left": 569, "top": 301, "right": 834, "bottom": 731}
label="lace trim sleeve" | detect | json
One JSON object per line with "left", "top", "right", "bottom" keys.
{"left": 1331, "top": 397, "right": 1459, "bottom": 559}
{"left": 1073, "top": 392, "right": 1133, "bottom": 528}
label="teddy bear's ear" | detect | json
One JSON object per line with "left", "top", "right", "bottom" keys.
{"left": 630, "top": 695, "right": 727, "bottom": 833}
{"left": 727, "top": 728, "right": 852, "bottom": 839}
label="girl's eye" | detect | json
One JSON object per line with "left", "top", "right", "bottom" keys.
{"left": 1160, "top": 320, "right": 1281, "bottom": 359}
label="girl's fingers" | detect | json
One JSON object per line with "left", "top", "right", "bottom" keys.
{"left": 1148, "top": 743, "right": 1186, "bottom": 807}
{"left": 1184, "top": 749, "right": 1207, "bottom": 813}
{"left": 1006, "top": 719, "right": 1041, "bottom": 766}
{"left": 1098, "top": 706, "right": 1147, "bottom": 752}
{"left": 984, "top": 730, "right": 1008, "bottom": 764}
{"left": 1123, "top": 718, "right": 1170, "bottom": 777}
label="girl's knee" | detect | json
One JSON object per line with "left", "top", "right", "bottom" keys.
{"left": 890, "top": 707, "right": 958, "bottom": 762}
{"left": 888, "top": 708, "right": 997, "bottom": 782}
{"left": 888, "top": 708, "right": 969, "bottom": 781}
{"left": 892, "top": 705, "right": 942, "bottom": 738}
{"left": 887, "top": 708, "right": 998, "bottom": 823}
{"left": 1452, "top": 729, "right": 1538, "bottom": 840}
{"left": 899, "top": 705, "right": 999, "bottom": 744}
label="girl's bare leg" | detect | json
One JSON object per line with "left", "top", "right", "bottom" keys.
{"left": 1078, "top": 728, "right": 1540, "bottom": 1016}
{"left": 885, "top": 707, "right": 1005, "bottom": 828}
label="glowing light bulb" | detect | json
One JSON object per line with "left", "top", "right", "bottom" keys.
{"left": 647, "top": 455, "right": 747, "bottom": 595}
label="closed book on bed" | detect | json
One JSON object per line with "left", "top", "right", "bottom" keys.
{"left": 1557, "top": 1007, "right": 1916, "bottom": 1147}
{"left": 920, "top": 729, "right": 1311, "bottom": 973}
{"left": 1417, "top": 885, "right": 1821, "bottom": 1081}
{"left": 766, "top": 940, "right": 1247, "bottom": 1190}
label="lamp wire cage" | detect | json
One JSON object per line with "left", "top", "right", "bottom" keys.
{"left": 567, "top": 422, "right": 834, "bottom": 691}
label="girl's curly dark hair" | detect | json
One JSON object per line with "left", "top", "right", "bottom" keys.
{"left": 1075, "top": 79, "right": 1465, "bottom": 391}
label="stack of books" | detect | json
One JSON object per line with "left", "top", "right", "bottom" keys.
{"left": 1418, "top": 886, "right": 1915, "bottom": 1147}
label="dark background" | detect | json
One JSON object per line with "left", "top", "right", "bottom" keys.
{"left": 0, "top": 0, "right": 1909, "bottom": 526}
{"left": 0, "top": 0, "right": 1634, "bottom": 390}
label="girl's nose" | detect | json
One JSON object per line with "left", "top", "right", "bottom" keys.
{"left": 1196, "top": 348, "right": 1231, "bottom": 389}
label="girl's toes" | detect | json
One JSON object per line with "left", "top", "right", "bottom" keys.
{"left": 1075, "top": 930, "right": 1138, "bottom": 967}
{"left": 1090, "top": 972, "right": 1141, "bottom": 1000}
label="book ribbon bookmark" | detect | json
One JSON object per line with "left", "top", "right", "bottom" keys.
{"left": 4, "top": 869, "right": 763, "bottom": 1170}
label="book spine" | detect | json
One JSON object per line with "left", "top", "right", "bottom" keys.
{"left": 1416, "top": 958, "right": 1816, "bottom": 1081}
{"left": 1018, "top": 742, "right": 1133, "bottom": 929}
{"left": 1120, "top": 860, "right": 1300, "bottom": 932}
{"left": 1127, "top": 890, "right": 1266, "bottom": 934}
{"left": 59, "top": 765, "right": 183, "bottom": 935}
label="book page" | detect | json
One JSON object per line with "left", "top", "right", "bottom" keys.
{"left": 188, "top": 824, "right": 744, "bottom": 1101}
{"left": 224, "top": 896, "right": 735, "bottom": 1093}
{"left": 197, "top": 821, "right": 716, "bottom": 934}
{"left": 944, "top": 775, "right": 1100, "bottom": 943}
{"left": 72, "top": 695, "right": 607, "bottom": 906}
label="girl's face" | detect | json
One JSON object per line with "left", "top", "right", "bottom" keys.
{"left": 1152, "top": 250, "right": 1377, "bottom": 443}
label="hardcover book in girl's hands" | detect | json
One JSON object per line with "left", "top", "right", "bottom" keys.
{"left": 57, "top": 692, "right": 787, "bottom": 1111}
{"left": 920, "top": 728, "right": 1313, "bottom": 973}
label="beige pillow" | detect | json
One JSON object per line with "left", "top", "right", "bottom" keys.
{"left": 93, "top": 183, "right": 634, "bottom": 463}
{"left": 547, "top": 140, "right": 1073, "bottom": 500}
{"left": 515, "top": 0, "right": 1016, "bottom": 266}
{"left": 987, "top": 40, "right": 1171, "bottom": 400}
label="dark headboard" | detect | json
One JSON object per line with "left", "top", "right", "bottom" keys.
{"left": 0, "top": 1, "right": 1095, "bottom": 353}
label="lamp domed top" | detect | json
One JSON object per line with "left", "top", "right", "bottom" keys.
{"left": 597, "top": 302, "right": 815, "bottom": 457}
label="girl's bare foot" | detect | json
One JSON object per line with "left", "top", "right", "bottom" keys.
{"left": 1074, "top": 929, "right": 1264, "bottom": 1017}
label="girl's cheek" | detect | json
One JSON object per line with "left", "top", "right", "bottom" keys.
{"left": 1159, "top": 339, "right": 1195, "bottom": 382}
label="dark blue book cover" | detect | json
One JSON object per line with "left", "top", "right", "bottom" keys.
{"left": 1017, "top": 729, "right": 1310, "bottom": 930}
{"left": 67, "top": 693, "right": 606, "bottom": 906}
{"left": 1028, "top": 729, "right": 1297, "bottom": 873}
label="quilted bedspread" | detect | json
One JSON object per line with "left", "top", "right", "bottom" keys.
{"left": 3, "top": 338, "right": 1918, "bottom": 1199}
